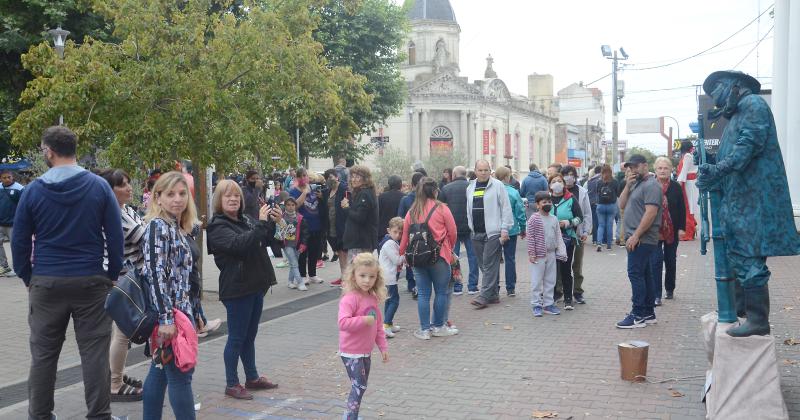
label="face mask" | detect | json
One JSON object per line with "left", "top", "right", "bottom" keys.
{"left": 551, "top": 182, "right": 564, "bottom": 194}
{"left": 564, "top": 175, "right": 575, "bottom": 186}
{"left": 247, "top": 181, "right": 256, "bottom": 188}
{"left": 541, "top": 204, "right": 552, "bottom": 213}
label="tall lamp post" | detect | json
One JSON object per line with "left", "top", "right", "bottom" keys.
{"left": 48, "top": 26, "right": 70, "bottom": 126}
{"left": 601, "top": 45, "right": 628, "bottom": 170}
{"left": 662, "top": 115, "right": 680, "bottom": 156}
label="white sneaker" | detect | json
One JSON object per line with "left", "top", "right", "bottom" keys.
{"left": 310, "top": 276, "right": 324, "bottom": 284}
{"left": 413, "top": 329, "right": 431, "bottom": 340}
{"left": 383, "top": 327, "right": 395, "bottom": 338}
{"left": 298, "top": 283, "right": 308, "bottom": 291}
{"left": 467, "top": 290, "right": 479, "bottom": 295}
{"left": 431, "top": 325, "right": 459, "bottom": 337}
{"left": 288, "top": 283, "right": 297, "bottom": 289}
{"left": 390, "top": 325, "right": 401, "bottom": 333}
{"left": 303, "top": 277, "right": 310, "bottom": 285}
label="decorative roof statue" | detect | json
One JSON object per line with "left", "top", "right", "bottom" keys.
{"left": 697, "top": 70, "right": 800, "bottom": 337}
{"left": 484, "top": 54, "right": 497, "bottom": 79}
{"left": 434, "top": 39, "right": 449, "bottom": 73}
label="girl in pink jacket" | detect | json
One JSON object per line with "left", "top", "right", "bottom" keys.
{"left": 338, "top": 253, "right": 389, "bottom": 419}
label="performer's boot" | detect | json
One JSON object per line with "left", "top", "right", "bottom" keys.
{"left": 727, "top": 285, "right": 770, "bottom": 337}
{"left": 734, "top": 282, "right": 746, "bottom": 318}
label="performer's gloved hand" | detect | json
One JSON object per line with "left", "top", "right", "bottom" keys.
{"left": 696, "top": 163, "right": 719, "bottom": 192}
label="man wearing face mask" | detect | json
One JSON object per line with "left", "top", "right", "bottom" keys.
{"left": 556, "top": 166, "right": 592, "bottom": 305}
{"left": 242, "top": 170, "right": 264, "bottom": 220}
{"left": 616, "top": 154, "right": 662, "bottom": 328}
{"left": 697, "top": 70, "right": 800, "bottom": 337}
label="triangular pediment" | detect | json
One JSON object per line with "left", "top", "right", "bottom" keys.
{"left": 410, "top": 71, "right": 480, "bottom": 97}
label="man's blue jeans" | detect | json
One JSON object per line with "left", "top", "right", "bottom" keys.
{"left": 502, "top": 235, "right": 518, "bottom": 292}
{"left": 453, "top": 233, "right": 479, "bottom": 292}
{"left": 627, "top": 243, "right": 656, "bottom": 317}
{"left": 222, "top": 293, "right": 264, "bottom": 387}
{"left": 143, "top": 360, "right": 195, "bottom": 420}
{"left": 412, "top": 259, "right": 451, "bottom": 331}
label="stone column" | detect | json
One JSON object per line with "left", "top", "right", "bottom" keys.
{"left": 420, "top": 110, "right": 429, "bottom": 160}
{"left": 459, "top": 110, "right": 468, "bottom": 157}
{"left": 411, "top": 110, "right": 420, "bottom": 160}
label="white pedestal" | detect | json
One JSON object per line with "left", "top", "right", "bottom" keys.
{"left": 701, "top": 312, "right": 789, "bottom": 420}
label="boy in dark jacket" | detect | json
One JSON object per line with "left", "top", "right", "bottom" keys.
{"left": 0, "top": 170, "right": 23, "bottom": 275}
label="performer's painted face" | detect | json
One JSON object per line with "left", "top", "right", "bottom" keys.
{"left": 709, "top": 78, "right": 735, "bottom": 108}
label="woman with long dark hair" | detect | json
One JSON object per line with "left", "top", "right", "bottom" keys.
{"left": 595, "top": 164, "right": 620, "bottom": 251}
{"left": 399, "top": 177, "right": 458, "bottom": 340}
{"left": 341, "top": 165, "right": 378, "bottom": 259}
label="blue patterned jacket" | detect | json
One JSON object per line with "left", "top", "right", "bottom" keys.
{"left": 142, "top": 217, "right": 194, "bottom": 325}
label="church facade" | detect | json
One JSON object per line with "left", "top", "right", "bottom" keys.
{"left": 309, "top": 0, "right": 558, "bottom": 175}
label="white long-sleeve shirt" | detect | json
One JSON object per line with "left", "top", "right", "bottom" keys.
{"left": 379, "top": 238, "right": 404, "bottom": 286}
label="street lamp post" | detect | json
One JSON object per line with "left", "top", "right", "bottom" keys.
{"left": 601, "top": 45, "right": 628, "bottom": 170}
{"left": 49, "top": 26, "right": 70, "bottom": 125}
{"left": 662, "top": 115, "right": 680, "bottom": 156}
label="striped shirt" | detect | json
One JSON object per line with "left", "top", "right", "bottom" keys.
{"left": 103, "top": 205, "right": 145, "bottom": 274}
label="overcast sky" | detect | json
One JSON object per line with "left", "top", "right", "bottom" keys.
{"left": 432, "top": 0, "right": 773, "bottom": 155}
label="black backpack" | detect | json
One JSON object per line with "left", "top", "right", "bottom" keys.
{"left": 404, "top": 203, "right": 442, "bottom": 267}
{"left": 599, "top": 182, "right": 615, "bottom": 204}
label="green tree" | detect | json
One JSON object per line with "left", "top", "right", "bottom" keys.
{"left": 307, "top": 0, "right": 407, "bottom": 163}
{"left": 374, "top": 146, "right": 414, "bottom": 191}
{"left": 0, "top": 0, "right": 114, "bottom": 158}
{"left": 625, "top": 146, "right": 658, "bottom": 167}
{"left": 10, "top": 0, "right": 371, "bottom": 175}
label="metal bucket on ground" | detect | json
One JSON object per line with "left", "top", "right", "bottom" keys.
{"left": 618, "top": 340, "right": 649, "bottom": 382}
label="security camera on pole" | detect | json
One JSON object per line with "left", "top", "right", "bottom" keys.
{"left": 601, "top": 45, "right": 628, "bottom": 171}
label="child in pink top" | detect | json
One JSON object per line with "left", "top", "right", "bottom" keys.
{"left": 337, "top": 253, "right": 389, "bottom": 420}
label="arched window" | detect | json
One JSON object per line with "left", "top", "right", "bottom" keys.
{"left": 408, "top": 41, "right": 416, "bottom": 65}
{"left": 430, "top": 125, "right": 453, "bottom": 152}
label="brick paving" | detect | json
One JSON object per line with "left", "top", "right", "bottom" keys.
{"left": 1, "top": 240, "right": 799, "bottom": 419}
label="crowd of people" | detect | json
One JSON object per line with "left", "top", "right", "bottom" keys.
{"left": 0, "top": 125, "right": 697, "bottom": 419}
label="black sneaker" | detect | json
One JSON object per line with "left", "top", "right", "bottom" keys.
{"left": 564, "top": 300, "right": 574, "bottom": 310}
{"left": 654, "top": 298, "right": 662, "bottom": 306}
{"left": 507, "top": 290, "right": 516, "bottom": 297}
{"left": 412, "top": 288, "right": 418, "bottom": 300}
{"left": 665, "top": 291, "right": 674, "bottom": 299}
{"left": 574, "top": 293, "right": 586, "bottom": 304}
{"left": 330, "top": 254, "right": 339, "bottom": 262}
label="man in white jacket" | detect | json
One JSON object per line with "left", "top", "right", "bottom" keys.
{"left": 466, "top": 159, "right": 513, "bottom": 309}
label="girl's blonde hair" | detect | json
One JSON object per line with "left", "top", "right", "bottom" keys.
{"left": 342, "top": 253, "right": 387, "bottom": 302}
{"left": 145, "top": 171, "right": 198, "bottom": 233}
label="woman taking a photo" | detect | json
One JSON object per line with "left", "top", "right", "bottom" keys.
{"left": 549, "top": 173, "right": 582, "bottom": 310}
{"left": 207, "top": 179, "right": 281, "bottom": 400}
{"left": 141, "top": 171, "right": 199, "bottom": 420}
{"left": 595, "top": 164, "right": 620, "bottom": 252}
{"left": 341, "top": 165, "right": 378, "bottom": 259}
{"left": 399, "top": 177, "right": 458, "bottom": 340}
{"left": 650, "top": 157, "right": 685, "bottom": 305}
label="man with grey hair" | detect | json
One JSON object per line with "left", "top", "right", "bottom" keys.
{"left": 466, "top": 160, "right": 513, "bottom": 308}
{"left": 439, "top": 165, "right": 478, "bottom": 294}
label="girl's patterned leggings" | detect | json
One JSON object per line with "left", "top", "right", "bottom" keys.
{"left": 341, "top": 356, "right": 371, "bottom": 419}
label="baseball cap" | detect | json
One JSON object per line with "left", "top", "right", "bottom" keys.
{"left": 623, "top": 154, "right": 647, "bottom": 168}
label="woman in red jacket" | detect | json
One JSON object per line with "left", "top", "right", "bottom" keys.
{"left": 399, "top": 177, "right": 458, "bottom": 340}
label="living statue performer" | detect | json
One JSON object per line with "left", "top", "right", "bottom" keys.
{"left": 676, "top": 140, "right": 698, "bottom": 241}
{"left": 697, "top": 70, "right": 800, "bottom": 337}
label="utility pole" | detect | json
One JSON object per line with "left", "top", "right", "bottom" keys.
{"left": 602, "top": 45, "right": 628, "bottom": 170}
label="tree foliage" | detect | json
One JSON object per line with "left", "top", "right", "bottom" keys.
{"left": 625, "top": 146, "right": 658, "bottom": 167}
{"left": 10, "top": 0, "right": 374, "bottom": 174}
{"left": 0, "top": 0, "right": 114, "bottom": 157}
{"left": 306, "top": 0, "right": 407, "bottom": 162}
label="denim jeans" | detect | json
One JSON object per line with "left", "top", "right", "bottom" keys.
{"left": 142, "top": 360, "right": 195, "bottom": 420}
{"left": 412, "top": 259, "right": 451, "bottom": 331}
{"left": 502, "top": 235, "right": 518, "bottom": 292}
{"left": 596, "top": 203, "right": 617, "bottom": 248}
{"left": 222, "top": 293, "right": 264, "bottom": 387}
{"left": 627, "top": 243, "right": 657, "bottom": 317}
{"left": 649, "top": 240, "right": 679, "bottom": 298}
{"left": 283, "top": 246, "right": 302, "bottom": 285}
{"left": 384, "top": 285, "right": 399, "bottom": 325}
{"left": 405, "top": 267, "right": 416, "bottom": 292}
{"left": 453, "top": 233, "right": 479, "bottom": 291}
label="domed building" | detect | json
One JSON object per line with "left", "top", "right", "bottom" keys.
{"left": 311, "top": 0, "right": 558, "bottom": 174}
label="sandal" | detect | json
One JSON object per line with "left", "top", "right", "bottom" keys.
{"left": 111, "top": 383, "right": 143, "bottom": 402}
{"left": 123, "top": 374, "right": 143, "bottom": 388}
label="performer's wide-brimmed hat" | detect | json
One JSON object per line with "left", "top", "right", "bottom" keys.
{"left": 703, "top": 70, "right": 761, "bottom": 95}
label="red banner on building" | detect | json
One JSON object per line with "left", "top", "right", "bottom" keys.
{"left": 504, "top": 134, "right": 512, "bottom": 158}
{"left": 568, "top": 158, "right": 582, "bottom": 168}
{"left": 482, "top": 130, "right": 490, "bottom": 155}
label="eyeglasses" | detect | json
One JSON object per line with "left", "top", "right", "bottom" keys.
{"left": 40, "top": 145, "right": 49, "bottom": 153}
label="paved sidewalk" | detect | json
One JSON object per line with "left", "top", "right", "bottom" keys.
{"left": 1, "top": 240, "right": 799, "bottom": 419}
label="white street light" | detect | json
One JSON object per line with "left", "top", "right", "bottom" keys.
{"left": 48, "top": 26, "right": 70, "bottom": 59}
